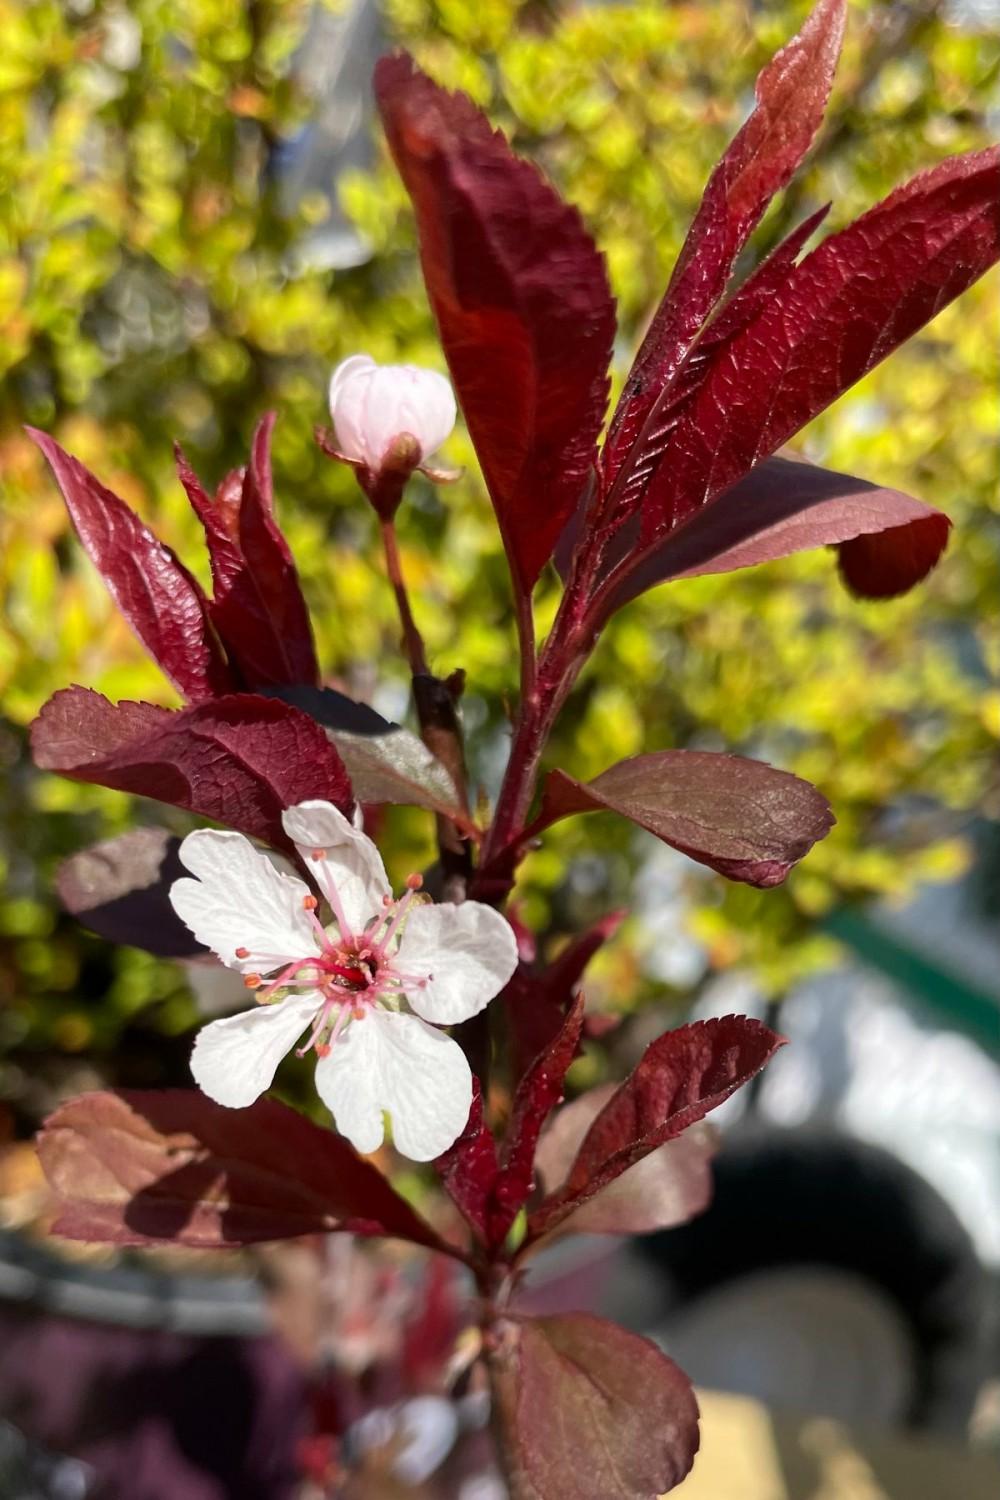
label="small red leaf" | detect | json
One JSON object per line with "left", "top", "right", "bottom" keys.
{"left": 375, "top": 53, "right": 615, "bottom": 592}
{"left": 31, "top": 687, "right": 353, "bottom": 852}
{"left": 640, "top": 147, "right": 1000, "bottom": 540}
{"left": 599, "top": 456, "right": 951, "bottom": 616}
{"left": 539, "top": 751, "right": 834, "bottom": 888}
{"left": 176, "top": 416, "right": 319, "bottom": 689}
{"left": 434, "top": 1078, "right": 498, "bottom": 1241}
{"left": 38, "top": 1090, "right": 448, "bottom": 1251}
{"left": 29, "top": 429, "right": 233, "bottom": 701}
{"left": 838, "top": 511, "right": 953, "bottom": 599}
{"left": 490, "top": 1311, "right": 699, "bottom": 1498}
{"left": 534, "top": 1085, "right": 715, "bottom": 1240}
{"left": 56, "top": 828, "right": 205, "bottom": 958}
{"left": 529, "top": 1016, "right": 782, "bottom": 1238}
{"left": 602, "top": 0, "right": 846, "bottom": 503}
{"left": 488, "top": 996, "right": 585, "bottom": 1246}
{"left": 501, "top": 911, "right": 624, "bottom": 1086}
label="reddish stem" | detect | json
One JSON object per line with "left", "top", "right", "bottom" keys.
{"left": 380, "top": 517, "right": 429, "bottom": 676}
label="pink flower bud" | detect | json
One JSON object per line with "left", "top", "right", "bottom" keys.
{"left": 328, "top": 354, "right": 456, "bottom": 473}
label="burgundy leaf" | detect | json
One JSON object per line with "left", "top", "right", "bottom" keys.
{"left": 639, "top": 147, "right": 1000, "bottom": 542}
{"left": 375, "top": 53, "right": 615, "bottom": 592}
{"left": 38, "top": 1090, "right": 448, "bottom": 1251}
{"left": 28, "top": 428, "right": 233, "bottom": 701}
{"left": 176, "top": 415, "right": 319, "bottom": 689}
{"left": 529, "top": 1016, "right": 783, "bottom": 1238}
{"left": 56, "top": 828, "right": 205, "bottom": 958}
{"left": 534, "top": 1085, "right": 715, "bottom": 1240}
{"left": 489, "top": 1312, "right": 699, "bottom": 1498}
{"left": 597, "top": 456, "right": 950, "bottom": 615}
{"left": 502, "top": 911, "right": 624, "bottom": 1086}
{"left": 488, "top": 996, "right": 585, "bottom": 1247}
{"left": 31, "top": 687, "right": 353, "bottom": 852}
{"left": 838, "top": 514, "right": 954, "bottom": 600}
{"left": 538, "top": 751, "right": 834, "bottom": 888}
{"left": 434, "top": 1078, "right": 498, "bottom": 1241}
{"left": 602, "top": 0, "right": 846, "bottom": 503}
{"left": 264, "top": 685, "right": 469, "bottom": 824}
{"left": 553, "top": 209, "right": 832, "bottom": 585}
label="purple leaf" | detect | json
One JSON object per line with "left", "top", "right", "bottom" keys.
{"left": 264, "top": 685, "right": 469, "bottom": 824}
{"left": 501, "top": 911, "right": 624, "bottom": 1086}
{"left": 28, "top": 429, "right": 233, "bottom": 701}
{"left": 375, "top": 53, "right": 616, "bottom": 593}
{"left": 529, "top": 1017, "right": 783, "bottom": 1239}
{"left": 602, "top": 0, "right": 846, "bottom": 505}
{"left": 639, "top": 147, "right": 1000, "bottom": 542}
{"left": 56, "top": 828, "right": 206, "bottom": 958}
{"left": 488, "top": 996, "right": 585, "bottom": 1247}
{"left": 598, "top": 456, "right": 951, "bottom": 615}
{"left": 435, "top": 1079, "right": 498, "bottom": 1241}
{"left": 489, "top": 1312, "right": 699, "bottom": 1497}
{"left": 176, "top": 415, "right": 319, "bottom": 689}
{"left": 38, "top": 1090, "right": 449, "bottom": 1251}
{"left": 538, "top": 750, "right": 834, "bottom": 888}
{"left": 533, "top": 1085, "right": 715, "bottom": 1239}
{"left": 31, "top": 688, "right": 353, "bottom": 852}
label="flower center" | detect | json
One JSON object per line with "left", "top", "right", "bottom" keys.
{"left": 233, "top": 877, "right": 432, "bottom": 1061}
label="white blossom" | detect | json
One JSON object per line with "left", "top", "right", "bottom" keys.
{"left": 169, "top": 800, "right": 516, "bottom": 1161}
{"left": 329, "top": 354, "right": 456, "bottom": 471}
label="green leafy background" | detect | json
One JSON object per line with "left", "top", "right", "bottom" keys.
{"left": 1, "top": 0, "right": 997, "bottom": 1122}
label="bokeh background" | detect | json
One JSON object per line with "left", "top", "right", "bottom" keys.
{"left": 0, "top": 1, "right": 998, "bottom": 1495}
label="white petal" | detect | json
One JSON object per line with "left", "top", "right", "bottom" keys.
{"left": 190, "top": 992, "right": 322, "bottom": 1108}
{"left": 282, "top": 800, "right": 390, "bottom": 939}
{"left": 314, "top": 1009, "right": 472, "bottom": 1161}
{"left": 170, "top": 829, "right": 319, "bottom": 974}
{"left": 329, "top": 353, "right": 375, "bottom": 408}
{"left": 397, "top": 901, "right": 517, "bottom": 1025}
{"left": 330, "top": 362, "right": 377, "bottom": 465}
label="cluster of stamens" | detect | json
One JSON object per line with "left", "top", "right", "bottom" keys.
{"left": 234, "top": 865, "right": 432, "bottom": 1061}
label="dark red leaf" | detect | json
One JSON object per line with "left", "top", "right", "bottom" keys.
{"left": 434, "top": 1079, "right": 498, "bottom": 1241}
{"left": 533, "top": 1085, "right": 715, "bottom": 1239}
{"left": 602, "top": 0, "right": 846, "bottom": 504}
{"left": 538, "top": 751, "right": 834, "bottom": 888}
{"left": 375, "top": 53, "right": 615, "bottom": 592}
{"left": 597, "top": 456, "right": 950, "bottom": 616}
{"left": 529, "top": 1017, "right": 783, "bottom": 1238}
{"left": 28, "top": 428, "right": 233, "bottom": 701}
{"left": 31, "top": 687, "right": 353, "bottom": 852}
{"left": 176, "top": 415, "right": 319, "bottom": 689}
{"left": 639, "top": 147, "right": 1000, "bottom": 541}
{"left": 264, "top": 685, "right": 470, "bottom": 825}
{"left": 838, "top": 512, "right": 954, "bottom": 599}
{"left": 56, "top": 828, "right": 205, "bottom": 958}
{"left": 38, "top": 1090, "right": 448, "bottom": 1251}
{"left": 488, "top": 996, "right": 585, "bottom": 1247}
{"left": 489, "top": 1312, "right": 699, "bottom": 1498}
{"left": 502, "top": 911, "right": 624, "bottom": 1086}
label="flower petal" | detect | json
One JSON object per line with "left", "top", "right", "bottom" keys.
{"left": 190, "top": 992, "right": 322, "bottom": 1108}
{"left": 171, "top": 829, "right": 319, "bottom": 974}
{"left": 314, "top": 1009, "right": 472, "bottom": 1161}
{"left": 282, "top": 800, "right": 390, "bottom": 939}
{"left": 397, "top": 901, "right": 517, "bottom": 1025}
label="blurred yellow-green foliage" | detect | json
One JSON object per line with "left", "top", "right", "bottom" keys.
{"left": 1, "top": 0, "right": 997, "bottom": 1117}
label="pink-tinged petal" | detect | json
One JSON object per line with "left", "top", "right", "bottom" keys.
{"left": 329, "top": 357, "right": 456, "bottom": 469}
{"left": 397, "top": 901, "right": 517, "bottom": 1025}
{"left": 315, "top": 1010, "right": 472, "bottom": 1162}
{"left": 190, "top": 992, "right": 322, "bottom": 1109}
{"left": 170, "top": 829, "right": 319, "bottom": 973}
{"left": 281, "top": 799, "right": 389, "bottom": 937}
